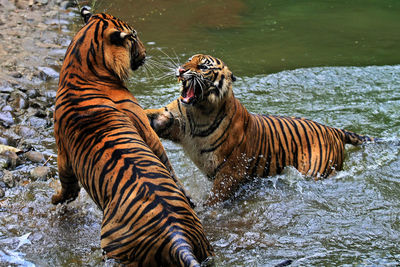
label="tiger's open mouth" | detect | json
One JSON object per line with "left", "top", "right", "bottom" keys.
{"left": 181, "top": 79, "right": 202, "bottom": 105}
{"left": 179, "top": 75, "right": 212, "bottom": 105}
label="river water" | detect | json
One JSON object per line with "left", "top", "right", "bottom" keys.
{"left": 1, "top": 0, "right": 399, "bottom": 266}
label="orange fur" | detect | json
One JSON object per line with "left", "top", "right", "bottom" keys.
{"left": 52, "top": 10, "right": 213, "bottom": 265}
{"left": 146, "top": 54, "right": 374, "bottom": 205}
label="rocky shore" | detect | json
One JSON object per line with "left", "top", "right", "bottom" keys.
{"left": 0, "top": 0, "right": 77, "bottom": 198}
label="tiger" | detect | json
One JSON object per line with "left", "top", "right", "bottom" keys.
{"left": 145, "top": 54, "right": 375, "bottom": 206}
{"left": 51, "top": 8, "right": 214, "bottom": 266}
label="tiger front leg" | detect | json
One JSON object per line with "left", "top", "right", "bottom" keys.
{"left": 51, "top": 153, "right": 80, "bottom": 205}
{"left": 145, "top": 105, "right": 183, "bottom": 142}
{"left": 145, "top": 108, "right": 172, "bottom": 136}
{"left": 145, "top": 107, "right": 195, "bottom": 206}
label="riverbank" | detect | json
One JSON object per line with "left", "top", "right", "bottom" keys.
{"left": 0, "top": 2, "right": 105, "bottom": 265}
{"left": 0, "top": 0, "right": 76, "bottom": 196}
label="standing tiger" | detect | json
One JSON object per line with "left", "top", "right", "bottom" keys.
{"left": 52, "top": 8, "right": 213, "bottom": 266}
{"left": 145, "top": 54, "right": 375, "bottom": 205}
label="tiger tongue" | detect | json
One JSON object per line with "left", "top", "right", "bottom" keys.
{"left": 182, "top": 87, "right": 195, "bottom": 103}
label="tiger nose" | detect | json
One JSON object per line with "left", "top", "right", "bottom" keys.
{"left": 176, "top": 67, "right": 186, "bottom": 77}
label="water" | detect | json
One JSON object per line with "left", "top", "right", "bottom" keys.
{"left": 139, "top": 66, "right": 400, "bottom": 266}
{"left": 1, "top": 0, "right": 400, "bottom": 266}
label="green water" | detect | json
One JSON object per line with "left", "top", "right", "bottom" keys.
{"left": 96, "top": 0, "right": 400, "bottom": 75}
{"left": 1, "top": 1, "right": 399, "bottom": 266}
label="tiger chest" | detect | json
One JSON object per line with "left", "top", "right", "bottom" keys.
{"left": 181, "top": 137, "right": 219, "bottom": 177}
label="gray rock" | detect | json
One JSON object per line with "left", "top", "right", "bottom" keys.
{"left": 0, "top": 187, "right": 4, "bottom": 198}
{"left": 1, "top": 105, "right": 13, "bottom": 112}
{"left": 0, "top": 137, "right": 7, "bottom": 145}
{"left": 1, "top": 151, "right": 19, "bottom": 169}
{"left": 2, "top": 170, "right": 15, "bottom": 187}
{"left": 10, "top": 72, "right": 22, "bottom": 79}
{"left": 37, "top": 66, "right": 59, "bottom": 80}
{"left": 0, "top": 84, "right": 13, "bottom": 93}
{"left": 26, "top": 89, "right": 39, "bottom": 98}
{"left": 0, "top": 111, "right": 14, "bottom": 127}
{"left": 28, "top": 116, "right": 47, "bottom": 128}
{"left": 16, "top": 95, "right": 27, "bottom": 109}
{"left": 29, "top": 99, "right": 45, "bottom": 109}
{"left": 0, "top": 157, "right": 7, "bottom": 169}
{"left": 34, "top": 109, "right": 47, "bottom": 118}
{"left": 60, "top": 0, "right": 75, "bottom": 10}
{"left": 10, "top": 91, "right": 28, "bottom": 110}
{"left": 30, "top": 166, "right": 51, "bottom": 181}
{"left": 17, "top": 125, "right": 36, "bottom": 138}
{"left": 44, "top": 90, "right": 57, "bottom": 99}
{"left": 25, "top": 151, "right": 45, "bottom": 163}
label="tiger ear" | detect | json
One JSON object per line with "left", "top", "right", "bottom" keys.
{"left": 231, "top": 73, "right": 237, "bottom": 82}
{"left": 81, "top": 6, "right": 92, "bottom": 24}
{"left": 109, "top": 31, "right": 131, "bottom": 46}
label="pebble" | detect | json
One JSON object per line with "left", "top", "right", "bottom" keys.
{"left": 0, "top": 137, "right": 7, "bottom": 145}
{"left": 2, "top": 105, "right": 13, "bottom": 112}
{"left": 60, "top": 0, "right": 75, "bottom": 10}
{"left": 0, "top": 111, "right": 14, "bottom": 127}
{"left": 29, "top": 98, "right": 47, "bottom": 109}
{"left": 0, "top": 157, "right": 7, "bottom": 169}
{"left": 28, "top": 116, "right": 47, "bottom": 128}
{"left": 1, "top": 151, "right": 19, "bottom": 169}
{"left": 0, "top": 84, "right": 13, "bottom": 93}
{"left": 44, "top": 90, "right": 57, "bottom": 99}
{"left": 34, "top": 109, "right": 47, "bottom": 118}
{"left": 2, "top": 170, "right": 15, "bottom": 188}
{"left": 37, "top": 66, "right": 59, "bottom": 80}
{"left": 25, "top": 151, "right": 45, "bottom": 163}
{"left": 10, "top": 91, "right": 28, "bottom": 110}
{"left": 0, "top": 187, "right": 4, "bottom": 198}
{"left": 10, "top": 72, "right": 22, "bottom": 79}
{"left": 17, "top": 95, "right": 27, "bottom": 109}
{"left": 0, "top": 0, "right": 73, "bottom": 196}
{"left": 30, "top": 166, "right": 51, "bottom": 181}
{"left": 16, "top": 125, "right": 36, "bottom": 138}
{"left": 26, "top": 89, "right": 39, "bottom": 98}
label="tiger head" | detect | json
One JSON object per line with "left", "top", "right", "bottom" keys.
{"left": 66, "top": 7, "right": 146, "bottom": 81}
{"left": 176, "top": 54, "right": 236, "bottom": 106}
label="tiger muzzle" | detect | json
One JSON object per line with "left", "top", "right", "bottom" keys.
{"left": 131, "top": 40, "right": 146, "bottom": 70}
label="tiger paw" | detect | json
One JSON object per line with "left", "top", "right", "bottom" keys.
{"left": 51, "top": 185, "right": 80, "bottom": 205}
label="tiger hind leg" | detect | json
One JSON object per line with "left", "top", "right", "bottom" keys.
{"left": 51, "top": 178, "right": 81, "bottom": 205}
{"left": 51, "top": 152, "right": 81, "bottom": 205}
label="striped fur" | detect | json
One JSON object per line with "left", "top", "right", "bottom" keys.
{"left": 146, "top": 54, "right": 374, "bottom": 205}
{"left": 52, "top": 10, "right": 213, "bottom": 265}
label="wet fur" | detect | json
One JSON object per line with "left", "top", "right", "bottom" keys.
{"left": 52, "top": 11, "right": 213, "bottom": 265}
{"left": 146, "top": 54, "right": 374, "bottom": 205}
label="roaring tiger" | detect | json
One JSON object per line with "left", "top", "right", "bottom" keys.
{"left": 145, "top": 54, "right": 375, "bottom": 205}
{"left": 52, "top": 8, "right": 214, "bottom": 266}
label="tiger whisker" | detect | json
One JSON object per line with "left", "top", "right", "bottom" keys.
{"left": 156, "top": 48, "right": 181, "bottom": 69}
{"left": 138, "top": 61, "right": 153, "bottom": 80}
{"left": 143, "top": 61, "right": 160, "bottom": 78}
{"left": 146, "top": 57, "right": 170, "bottom": 71}
{"left": 170, "top": 48, "right": 182, "bottom": 67}
{"left": 197, "top": 78, "right": 206, "bottom": 100}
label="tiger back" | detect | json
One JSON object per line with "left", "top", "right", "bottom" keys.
{"left": 52, "top": 9, "right": 213, "bottom": 265}
{"left": 146, "top": 54, "right": 374, "bottom": 205}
